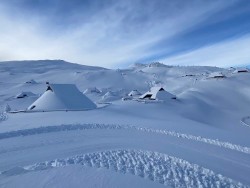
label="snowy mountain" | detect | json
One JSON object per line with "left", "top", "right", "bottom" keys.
{"left": 0, "top": 60, "right": 250, "bottom": 187}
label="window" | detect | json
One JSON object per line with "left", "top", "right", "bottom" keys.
{"left": 46, "top": 86, "right": 53, "bottom": 91}
{"left": 144, "top": 94, "right": 152, "bottom": 99}
{"left": 30, "top": 105, "right": 36, "bottom": 110}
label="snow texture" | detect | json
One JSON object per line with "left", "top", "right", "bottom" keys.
{"left": 4, "top": 150, "right": 245, "bottom": 188}
{"left": 1, "top": 60, "right": 250, "bottom": 187}
{"left": 0, "top": 112, "right": 8, "bottom": 123}
{"left": 0, "top": 123, "right": 249, "bottom": 154}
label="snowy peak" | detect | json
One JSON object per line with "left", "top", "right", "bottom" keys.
{"left": 130, "top": 62, "right": 171, "bottom": 68}
{"left": 147, "top": 62, "right": 171, "bottom": 68}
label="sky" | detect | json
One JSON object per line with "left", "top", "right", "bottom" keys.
{"left": 0, "top": 0, "right": 250, "bottom": 68}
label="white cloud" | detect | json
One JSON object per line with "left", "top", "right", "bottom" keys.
{"left": 160, "top": 35, "right": 250, "bottom": 67}
{"left": 0, "top": 1, "right": 238, "bottom": 68}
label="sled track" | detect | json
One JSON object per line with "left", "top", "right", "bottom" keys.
{"left": 1, "top": 150, "right": 245, "bottom": 188}
{"left": 0, "top": 124, "right": 249, "bottom": 154}
{"left": 0, "top": 112, "right": 8, "bottom": 123}
{"left": 241, "top": 116, "right": 250, "bottom": 128}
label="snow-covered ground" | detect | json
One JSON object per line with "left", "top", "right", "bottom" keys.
{"left": 0, "top": 60, "right": 250, "bottom": 187}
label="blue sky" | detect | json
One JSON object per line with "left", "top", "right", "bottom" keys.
{"left": 0, "top": 0, "right": 250, "bottom": 68}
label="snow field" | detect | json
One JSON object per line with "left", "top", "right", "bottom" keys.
{"left": 0, "top": 123, "right": 249, "bottom": 154}
{"left": 1, "top": 60, "right": 250, "bottom": 187}
{"left": 6, "top": 150, "right": 245, "bottom": 188}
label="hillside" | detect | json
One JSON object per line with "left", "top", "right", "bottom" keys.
{"left": 0, "top": 60, "right": 250, "bottom": 187}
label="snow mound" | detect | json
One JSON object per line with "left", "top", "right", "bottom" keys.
{"left": 128, "top": 90, "right": 141, "bottom": 97}
{"left": 233, "top": 68, "right": 249, "bottom": 73}
{"left": 208, "top": 72, "right": 226, "bottom": 79}
{"left": 83, "top": 87, "right": 101, "bottom": 94}
{"left": 139, "top": 87, "right": 176, "bottom": 101}
{"left": 100, "top": 91, "right": 122, "bottom": 102}
{"left": 25, "top": 79, "right": 37, "bottom": 84}
{"left": 28, "top": 84, "right": 96, "bottom": 111}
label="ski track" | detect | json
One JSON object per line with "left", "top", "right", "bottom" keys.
{"left": 1, "top": 150, "right": 246, "bottom": 188}
{"left": 241, "top": 116, "right": 250, "bottom": 128}
{"left": 0, "top": 123, "right": 249, "bottom": 155}
{"left": 0, "top": 112, "right": 8, "bottom": 123}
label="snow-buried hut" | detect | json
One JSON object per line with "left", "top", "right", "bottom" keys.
{"left": 28, "top": 84, "right": 96, "bottom": 111}
{"left": 208, "top": 72, "right": 226, "bottom": 79}
{"left": 15, "top": 91, "right": 36, "bottom": 99}
{"left": 233, "top": 68, "right": 249, "bottom": 73}
{"left": 139, "top": 87, "right": 176, "bottom": 101}
{"left": 128, "top": 89, "right": 141, "bottom": 97}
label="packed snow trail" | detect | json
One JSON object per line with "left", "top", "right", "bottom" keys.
{"left": 2, "top": 150, "right": 246, "bottom": 188}
{"left": 241, "top": 116, "right": 250, "bottom": 128}
{"left": 0, "top": 124, "right": 250, "bottom": 185}
{"left": 0, "top": 123, "right": 249, "bottom": 154}
{"left": 0, "top": 112, "right": 8, "bottom": 123}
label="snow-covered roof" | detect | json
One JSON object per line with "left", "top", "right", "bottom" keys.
{"left": 139, "top": 87, "right": 176, "bottom": 100}
{"left": 208, "top": 72, "right": 225, "bottom": 78}
{"left": 233, "top": 68, "right": 249, "bottom": 73}
{"left": 15, "top": 92, "right": 36, "bottom": 99}
{"left": 25, "top": 79, "right": 37, "bottom": 84}
{"left": 28, "top": 84, "right": 96, "bottom": 111}
{"left": 128, "top": 90, "right": 141, "bottom": 96}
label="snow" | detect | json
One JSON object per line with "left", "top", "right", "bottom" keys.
{"left": 241, "top": 116, "right": 250, "bottom": 128}
{"left": 25, "top": 79, "right": 37, "bottom": 84}
{"left": 128, "top": 89, "right": 141, "bottom": 97}
{"left": 83, "top": 87, "right": 101, "bottom": 94}
{"left": 0, "top": 165, "right": 166, "bottom": 188}
{"left": 208, "top": 72, "right": 225, "bottom": 78}
{"left": 0, "top": 60, "right": 250, "bottom": 187}
{"left": 27, "top": 84, "right": 96, "bottom": 111}
{"left": 0, "top": 112, "right": 8, "bottom": 122}
{"left": 15, "top": 92, "right": 36, "bottom": 99}
{"left": 99, "top": 91, "right": 123, "bottom": 103}
{"left": 2, "top": 150, "right": 243, "bottom": 187}
{"left": 233, "top": 67, "right": 249, "bottom": 73}
{"left": 139, "top": 87, "right": 176, "bottom": 100}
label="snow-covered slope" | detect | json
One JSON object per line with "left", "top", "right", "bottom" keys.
{"left": 0, "top": 60, "right": 250, "bottom": 187}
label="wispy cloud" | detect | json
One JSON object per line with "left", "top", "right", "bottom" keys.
{"left": 160, "top": 34, "right": 250, "bottom": 67}
{"left": 0, "top": 0, "right": 245, "bottom": 68}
